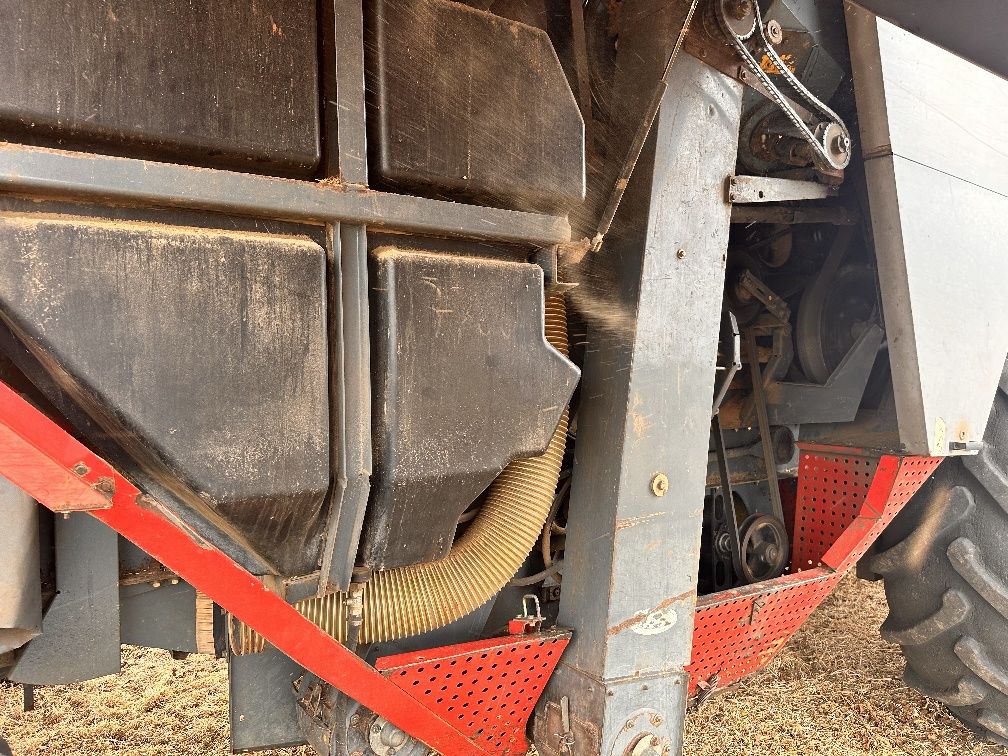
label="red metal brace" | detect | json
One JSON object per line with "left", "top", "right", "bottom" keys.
{"left": 686, "top": 444, "right": 942, "bottom": 695}
{"left": 0, "top": 382, "right": 493, "bottom": 756}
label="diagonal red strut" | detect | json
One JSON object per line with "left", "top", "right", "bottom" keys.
{"left": 0, "top": 381, "right": 488, "bottom": 756}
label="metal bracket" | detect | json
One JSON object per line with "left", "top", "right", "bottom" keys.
{"left": 0, "top": 381, "right": 492, "bottom": 756}
{"left": 728, "top": 175, "right": 837, "bottom": 203}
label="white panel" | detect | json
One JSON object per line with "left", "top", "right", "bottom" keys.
{"left": 847, "top": 4, "right": 1008, "bottom": 194}
{"left": 849, "top": 5, "right": 1008, "bottom": 455}
{"left": 866, "top": 155, "right": 1008, "bottom": 454}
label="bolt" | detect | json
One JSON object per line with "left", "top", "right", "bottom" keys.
{"left": 726, "top": 0, "right": 753, "bottom": 20}
{"left": 151, "top": 581, "right": 161, "bottom": 588}
{"left": 350, "top": 713, "right": 361, "bottom": 726}
{"left": 94, "top": 477, "right": 115, "bottom": 497}
{"left": 72, "top": 462, "right": 90, "bottom": 476}
{"left": 833, "top": 134, "right": 851, "bottom": 154}
{"left": 765, "top": 19, "right": 783, "bottom": 45}
{"left": 651, "top": 473, "right": 670, "bottom": 497}
{"left": 170, "top": 578, "right": 179, "bottom": 585}
{"left": 676, "top": 249, "right": 686, "bottom": 259}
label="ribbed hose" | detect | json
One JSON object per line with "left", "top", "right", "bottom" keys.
{"left": 233, "top": 293, "right": 570, "bottom": 653}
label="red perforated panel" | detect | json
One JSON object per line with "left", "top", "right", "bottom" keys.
{"left": 376, "top": 630, "right": 571, "bottom": 755}
{"left": 688, "top": 446, "right": 942, "bottom": 697}
{"left": 687, "top": 570, "right": 840, "bottom": 694}
{"left": 790, "top": 451, "right": 879, "bottom": 570}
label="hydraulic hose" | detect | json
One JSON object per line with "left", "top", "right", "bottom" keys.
{"left": 233, "top": 292, "right": 571, "bottom": 652}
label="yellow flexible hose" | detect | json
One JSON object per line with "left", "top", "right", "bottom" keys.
{"left": 233, "top": 293, "right": 570, "bottom": 652}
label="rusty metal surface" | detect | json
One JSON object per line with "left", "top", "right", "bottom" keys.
{"left": 687, "top": 445, "right": 942, "bottom": 696}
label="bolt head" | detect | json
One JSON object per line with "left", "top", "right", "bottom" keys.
{"left": 676, "top": 249, "right": 686, "bottom": 259}
{"left": 651, "top": 473, "right": 670, "bottom": 497}
{"left": 765, "top": 19, "right": 783, "bottom": 44}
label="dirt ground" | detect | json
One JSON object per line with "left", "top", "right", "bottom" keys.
{"left": 0, "top": 575, "right": 1001, "bottom": 756}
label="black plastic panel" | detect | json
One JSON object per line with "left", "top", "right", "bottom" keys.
{"left": 0, "top": 0, "right": 320, "bottom": 176}
{"left": 366, "top": 0, "right": 585, "bottom": 213}
{"left": 362, "top": 248, "right": 580, "bottom": 570}
{"left": 0, "top": 214, "right": 330, "bottom": 576}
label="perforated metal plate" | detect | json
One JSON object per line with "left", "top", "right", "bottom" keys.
{"left": 375, "top": 630, "right": 571, "bottom": 755}
{"left": 687, "top": 569, "right": 840, "bottom": 694}
{"left": 791, "top": 451, "right": 880, "bottom": 570}
{"left": 687, "top": 446, "right": 942, "bottom": 695}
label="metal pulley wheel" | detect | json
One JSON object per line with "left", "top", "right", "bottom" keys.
{"left": 796, "top": 261, "right": 880, "bottom": 384}
{"left": 737, "top": 514, "right": 789, "bottom": 583}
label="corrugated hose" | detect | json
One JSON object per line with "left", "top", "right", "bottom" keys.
{"left": 233, "top": 292, "right": 570, "bottom": 652}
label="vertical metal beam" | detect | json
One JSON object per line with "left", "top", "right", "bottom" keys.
{"left": 319, "top": 223, "right": 373, "bottom": 592}
{"left": 534, "top": 53, "right": 742, "bottom": 755}
{"left": 321, "top": 0, "right": 369, "bottom": 185}
{"left": 10, "top": 513, "right": 120, "bottom": 685}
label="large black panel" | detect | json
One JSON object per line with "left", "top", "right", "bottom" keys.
{"left": 366, "top": 0, "right": 585, "bottom": 213}
{"left": 0, "top": 0, "right": 320, "bottom": 176}
{"left": 362, "top": 248, "right": 579, "bottom": 570}
{"left": 0, "top": 215, "right": 330, "bottom": 576}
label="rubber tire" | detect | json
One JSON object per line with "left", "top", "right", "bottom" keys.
{"left": 872, "top": 365, "right": 1008, "bottom": 744}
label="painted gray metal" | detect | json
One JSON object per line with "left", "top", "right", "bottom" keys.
{"left": 0, "top": 479, "right": 41, "bottom": 654}
{"left": 728, "top": 175, "right": 836, "bottom": 203}
{"left": 9, "top": 514, "right": 120, "bottom": 685}
{"left": 230, "top": 649, "right": 308, "bottom": 753}
{"left": 318, "top": 224, "right": 374, "bottom": 593}
{"left": 532, "top": 49, "right": 742, "bottom": 755}
{"left": 851, "top": 0, "right": 1008, "bottom": 80}
{"left": 322, "top": 0, "right": 369, "bottom": 186}
{"left": 120, "top": 582, "right": 199, "bottom": 653}
{"left": 847, "top": 7, "right": 1008, "bottom": 455}
{"left": 0, "top": 143, "right": 571, "bottom": 246}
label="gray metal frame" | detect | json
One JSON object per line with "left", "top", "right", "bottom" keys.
{"left": 533, "top": 50, "right": 743, "bottom": 755}
{"left": 9, "top": 515, "right": 120, "bottom": 685}
{"left": 0, "top": 143, "right": 570, "bottom": 246}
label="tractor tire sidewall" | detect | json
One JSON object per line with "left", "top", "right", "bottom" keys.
{"left": 875, "top": 366, "right": 1008, "bottom": 743}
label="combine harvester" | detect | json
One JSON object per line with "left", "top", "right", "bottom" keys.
{"left": 1, "top": 1, "right": 1007, "bottom": 753}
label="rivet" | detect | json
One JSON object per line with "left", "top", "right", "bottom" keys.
{"left": 72, "top": 462, "right": 89, "bottom": 476}
{"left": 651, "top": 473, "right": 670, "bottom": 497}
{"left": 676, "top": 249, "right": 686, "bottom": 259}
